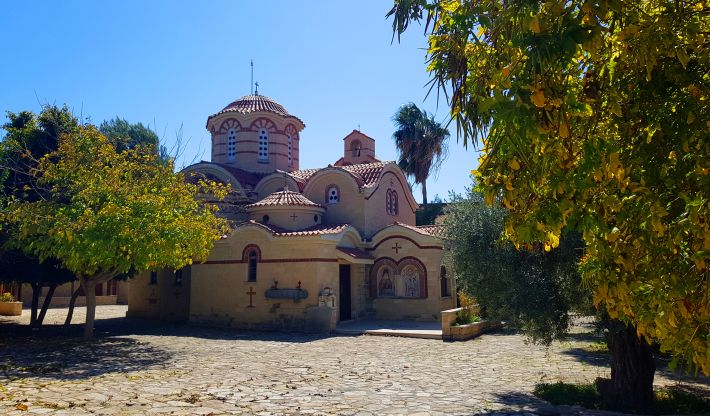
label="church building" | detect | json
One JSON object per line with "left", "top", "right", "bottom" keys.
{"left": 127, "top": 94, "right": 455, "bottom": 331}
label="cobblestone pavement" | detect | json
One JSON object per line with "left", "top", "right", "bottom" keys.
{"left": 0, "top": 306, "right": 708, "bottom": 415}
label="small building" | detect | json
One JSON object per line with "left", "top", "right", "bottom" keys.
{"left": 127, "top": 94, "right": 455, "bottom": 331}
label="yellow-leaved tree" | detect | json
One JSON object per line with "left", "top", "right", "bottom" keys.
{"left": 389, "top": 0, "right": 709, "bottom": 411}
{"left": 4, "top": 125, "right": 230, "bottom": 339}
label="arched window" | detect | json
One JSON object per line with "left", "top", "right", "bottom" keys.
{"left": 227, "top": 129, "right": 237, "bottom": 161}
{"left": 326, "top": 185, "right": 339, "bottom": 204}
{"left": 351, "top": 140, "right": 362, "bottom": 157}
{"left": 287, "top": 135, "right": 293, "bottom": 167}
{"left": 243, "top": 245, "right": 261, "bottom": 282}
{"left": 440, "top": 266, "right": 450, "bottom": 297}
{"left": 386, "top": 189, "right": 399, "bottom": 215}
{"left": 258, "top": 129, "right": 269, "bottom": 162}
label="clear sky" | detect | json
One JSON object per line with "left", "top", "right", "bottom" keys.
{"left": 1, "top": 1, "right": 478, "bottom": 202}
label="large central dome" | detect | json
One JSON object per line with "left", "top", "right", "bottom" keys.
{"left": 208, "top": 94, "right": 296, "bottom": 120}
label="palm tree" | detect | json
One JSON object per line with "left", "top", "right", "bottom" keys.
{"left": 392, "top": 103, "right": 449, "bottom": 208}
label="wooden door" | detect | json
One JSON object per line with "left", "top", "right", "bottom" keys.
{"left": 339, "top": 265, "right": 352, "bottom": 321}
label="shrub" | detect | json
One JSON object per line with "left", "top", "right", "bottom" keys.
{"left": 455, "top": 291, "right": 480, "bottom": 325}
{"left": 0, "top": 292, "right": 16, "bottom": 302}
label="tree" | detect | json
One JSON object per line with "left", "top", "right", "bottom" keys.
{"left": 99, "top": 117, "right": 169, "bottom": 161}
{"left": 392, "top": 103, "right": 449, "bottom": 207}
{"left": 4, "top": 125, "right": 230, "bottom": 339}
{"left": 0, "top": 106, "right": 80, "bottom": 327}
{"left": 444, "top": 189, "right": 588, "bottom": 345}
{"left": 388, "top": 0, "right": 709, "bottom": 411}
{"left": 0, "top": 246, "right": 75, "bottom": 327}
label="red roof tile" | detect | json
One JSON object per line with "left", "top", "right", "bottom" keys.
{"left": 246, "top": 189, "right": 324, "bottom": 209}
{"left": 337, "top": 247, "right": 375, "bottom": 260}
{"left": 207, "top": 94, "right": 305, "bottom": 126}
{"left": 287, "top": 161, "right": 394, "bottom": 190}
{"left": 237, "top": 220, "right": 350, "bottom": 237}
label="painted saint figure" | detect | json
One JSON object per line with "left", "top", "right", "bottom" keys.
{"left": 378, "top": 268, "right": 395, "bottom": 297}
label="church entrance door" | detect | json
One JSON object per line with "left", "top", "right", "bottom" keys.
{"left": 339, "top": 265, "right": 352, "bottom": 321}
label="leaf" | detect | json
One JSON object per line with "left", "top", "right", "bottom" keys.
{"left": 530, "top": 17, "right": 541, "bottom": 33}
{"left": 15, "top": 403, "right": 28, "bottom": 411}
{"left": 532, "top": 89, "right": 546, "bottom": 108}
{"left": 508, "top": 159, "right": 520, "bottom": 170}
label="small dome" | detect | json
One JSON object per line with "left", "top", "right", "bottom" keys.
{"left": 246, "top": 189, "right": 324, "bottom": 209}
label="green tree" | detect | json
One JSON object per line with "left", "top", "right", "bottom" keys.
{"left": 444, "top": 189, "right": 588, "bottom": 345}
{"left": 99, "top": 117, "right": 169, "bottom": 161}
{"left": 0, "top": 246, "right": 75, "bottom": 327}
{"left": 392, "top": 103, "right": 449, "bottom": 207}
{"left": 4, "top": 125, "right": 230, "bottom": 338}
{"left": 389, "top": 0, "right": 709, "bottom": 410}
{"left": 0, "top": 106, "right": 80, "bottom": 326}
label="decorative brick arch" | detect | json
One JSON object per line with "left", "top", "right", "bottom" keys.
{"left": 242, "top": 244, "right": 261, "bottom": 283}
{"left": 285, "top": 124, "right": 299, "bottom": 138}
{"left": 250, "top": 118, "right": 277, "bottom": 132}
{"left": 217, "top": 118, "right": 242, "bottom": 134}
{"left": 369, "top": 256, "right": 427, "bottom": 299}
{"left": 242, "top": 244, "right": 261, "bottom": 262}
{"left": 370, "top": 257, "right": 398, "bottom": 298}
{"left": 398, "top": 257, "right": 427, "bottom": 298}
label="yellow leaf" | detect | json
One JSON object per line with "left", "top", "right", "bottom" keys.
{"left": 16, "top": 403, "right": 28, "bottom": 411}
{"left": 532, "top": 89, "right": 546, "bottom": 108}
{"left": 509, "top": 159, "right": 520, "bottom": 170}
{"left": 547, "top": 231, "right": 560, "bottom": 249}
{"left": 505, "top": 179, "right": 514, "bottom": 191}
{"left": 559, "top": 119, "right": 569, "bottom": 138}
{"left": 530, "top": 17, "right": 541, "bottom": 33}
{"left": 607, "top": 227, "right": 621, "bottom": 242}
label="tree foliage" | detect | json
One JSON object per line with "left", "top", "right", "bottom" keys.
{"left": 444, "top": 189, "right": 588, "bottom": 344}
{"left": 99, "top": 117, "right": 168, "bottom": 161}
{"left": 389, "top": 0, "right": 710, "bottom": 374}
{"left": 392, "top": 103, "right": 450, "bottom": 206}
{"left": 3, "top": 125, "right": 230, "bottom": 337}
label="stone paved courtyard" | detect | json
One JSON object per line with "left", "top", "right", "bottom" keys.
{"left": 0, "top": 306, "right": 708, "bottom": 415}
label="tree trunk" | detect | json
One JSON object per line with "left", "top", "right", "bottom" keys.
{"left": 63, "top": 287, "right": 81, "bottom": 326}
{"left": 36, "top": 283, "right": 57, "bottom": 325}
{"left": 80, "top": 278, "right": 97, "bottom": 340}
{"left": 596, "top": 320, "right": 655, "bottom": 412}
{"left": 29, "top": 283, "right": 41, "bottom": 327}
{"left": 421, "top": 180, "right": 428, "bottom": 208}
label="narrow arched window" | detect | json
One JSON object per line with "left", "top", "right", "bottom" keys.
{"left": 440, "top": 266, "right": 450, "bottom": 297}
{"left": 248, "top": 251, "right": 258, "bottom": 282}
{"left": 392, "top": 191, "right": 399, "bottom": 215}
{"left": 386, "top": 189, "right": 398, "bottom": 215}
{"left": 287, "top": 135, "right": 293, "bottom": 166}
{"left": 227, "top": 129, "right": 237, "bottom": 161}
{"left": 258, "top": 129, "right": 269, "bottom": 162}
{"left": 327, "top": 186, "right": 339, "bottom": 204}
{"left": 351, "top": 141, "right": 362, "bottom": 157}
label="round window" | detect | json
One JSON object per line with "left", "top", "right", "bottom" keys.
{"left": 314, "top": 215, "right": 319, "bottom": 223}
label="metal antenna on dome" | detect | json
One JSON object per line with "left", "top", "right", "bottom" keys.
{"left": 250, "top": 60, "right": 254, "bottom": 95}
{"left": 255, "top": 81, "right": 259, "bottom": 96}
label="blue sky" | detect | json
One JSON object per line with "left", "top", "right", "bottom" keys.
{"left": 1, "top": 1, "right": 478, "bottom": 202}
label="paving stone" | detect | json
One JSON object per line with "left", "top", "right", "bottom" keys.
{"left": 1, "top": 306, "right": 708, "bottom": 415}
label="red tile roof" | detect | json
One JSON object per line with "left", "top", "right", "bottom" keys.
{"left": 287, "top": 161, "right": 394, "bottom": 190}
{"left": 415, "top": 224, "right": 447, "bottom": 237}
{"left": 337, "top": 247, "right": 375, "bottom": 260}
{"left": 213, "top": 163, "right": 266, "bottom": 188}
{"left": 237, "top": 220, "right": 350, "bottom": 237}
{"left": 392, "top": 222, "right": 446, "bottom": 238}
{"left": 207, "top": 95, "right": 305, "bottom": 126}
{"left": 246, "top": 189, "right": 324, "bottom": 209}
